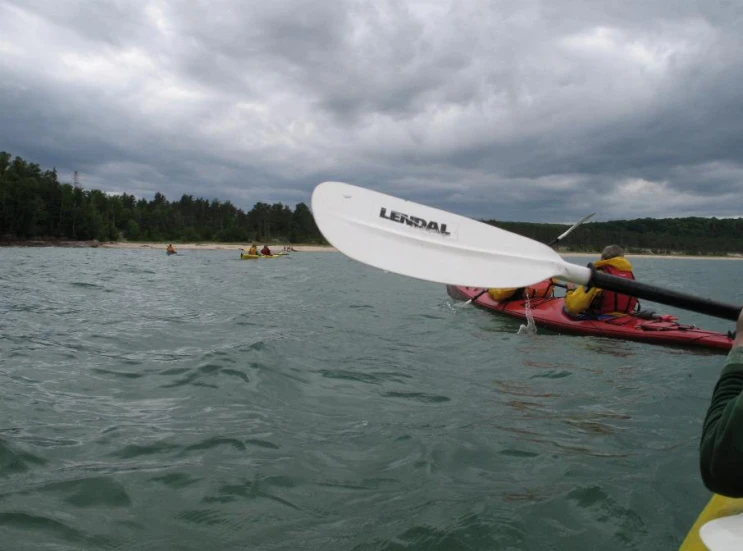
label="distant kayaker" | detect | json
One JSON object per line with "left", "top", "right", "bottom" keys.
{"left": 261, "top": 245, "right": 272, "bottom": 256}
{"left": 563, "top": 245, "right": 638, "bottom": 317}
{"left": 247, "top": 244, "right": 258, "bottom": 255}
{"left": 166, "top": 244, "right": 176, "bottom": 255}
{"left": 699, "top": 309, "right": 743, "bottom": 497}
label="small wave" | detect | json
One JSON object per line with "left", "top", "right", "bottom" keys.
{"left": 318, "top": 369, "right": 384, "bottom": 385}
{"left": 552, "top": 441, "right": 632, "bottom": 458}
{"left": 184, "top": 437, "right": 246, "bottom": 452}
{"left": 530, "top": 370, "right": 573, "bottom": 379}
{"left": 245, "top": 439, "right": 280, "bottom": 450}
{"left": 352, "top": 512, "right": 522, "bottom": 550}
{"left": 416, "top": 313, "right": 446, "bottom": 320}
{"left": 109, "top": 441, "right": 181, "bottom": 459}
{"left": 175, "top": 508, "right": 231, "bottom": 526}
{"left": 565, "top": 485, "right": 647, "bottom": 538}
{"left": 0, "top": 512, "right": 87, "bottom": 543}
{"left": 492, "top": 380, "right": 557, "bottom": 398}
{"left": 381, "top": 391, "right": 451, "bottom": 404}
{"left": 150, "top": 473, "right": 201, "bottom": 489}
{"left": 0, "top": 438, "right": 48, "bottom": 475}
{"left": 199, "top": 478, "right": 303, "bottom": 512}
{"left": 69, "top": 281, "right": 104, "bottom": 289}
{"left": 499, "top": 448, "right": 540, "bottom": 458}
{"left": 159, "top": 362, "right": 251, "bottom": 389}
{"left": 563, "top": 419, "right": 615, "bottom": 436}
{"left": 92, "top": 368, "right": 145, "bottom": 379}
{"left": 38, "top": 476, "right": 131, "bottom": 507}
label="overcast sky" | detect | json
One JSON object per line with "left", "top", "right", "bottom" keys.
{"left": 2, "top": 0, "right": 742, "bottom": 222}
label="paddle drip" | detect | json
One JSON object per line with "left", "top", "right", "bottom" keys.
{"left": 517, "top": 295, "right": 537, "bottom": 335}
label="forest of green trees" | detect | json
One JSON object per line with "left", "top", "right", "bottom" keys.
{"left": 2, "top": 150, "right": 743, "bottom": 254}
{"left": 488, "top": 218, "right": 743, "bottom": 256}
{"left": 0, "top": 152, "right": 325, "bottom": 244}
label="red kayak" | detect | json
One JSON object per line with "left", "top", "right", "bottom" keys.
{"left": 447, "top": 285, "right": 733, "bottom": 352}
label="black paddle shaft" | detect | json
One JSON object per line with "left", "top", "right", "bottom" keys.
{"left": 589, "top": 266, "right": 741, "bottom": 321}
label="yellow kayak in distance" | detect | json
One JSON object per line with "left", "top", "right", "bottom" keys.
{"left": 239, "top": 253, "right": 288, "bottom": 260}
{"left": 679, "top": 494, "right": 743, "bottom": 550}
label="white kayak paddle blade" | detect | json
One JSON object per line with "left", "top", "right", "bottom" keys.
{"left": 311, "top": 182, "right": 590, "bottom": 289}
{"left": 700, "top": 514, "right": 743, "bottom": 551}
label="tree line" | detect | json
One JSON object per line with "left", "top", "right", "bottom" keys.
{"left": 487, "top": 217, "right": 743, "bottom": 256}
{"left": 0, "top": 152, "right": 325, "bottom": 243}
{"left": 3, "top": 150, "right": 743, "bottom": 254}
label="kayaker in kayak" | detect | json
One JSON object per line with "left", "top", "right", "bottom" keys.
{"left": 247, "top": 244, "right": 259, "bottom": 255}
{"left": 261, "top": 245, "right": 272, "bottom": 256}
{"left": 166, "top": 244, "right": 176, "bottom": 255}
{"left": 563, "top": 245, "right": 638, "bottom": 318}
{"left": 699, "top": 309, "right": 743, "bottom": 497}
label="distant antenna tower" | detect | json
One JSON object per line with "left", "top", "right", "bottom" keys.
{"left": 73, "top": 171, "right": 80, "bottom": 188}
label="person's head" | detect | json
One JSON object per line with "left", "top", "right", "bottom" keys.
{"left": 601, "top": 244, "right": 625, "bottom": 260}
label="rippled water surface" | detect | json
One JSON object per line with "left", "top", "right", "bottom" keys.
{"left": 1, "top": 248, "right": 742, "bottom": 550}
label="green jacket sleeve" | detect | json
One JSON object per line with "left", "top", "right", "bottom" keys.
{"left": 700, "top": 346, "right": 743, "bottom": 497}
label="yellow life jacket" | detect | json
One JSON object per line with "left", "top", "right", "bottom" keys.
{"left": 564, "top": 257, "right": 635, "bottom": 316}
{"left": 488, "top": 279, "right": 555, "bottom": 302}
{"left": 488, "top": 288, "right": 518, "bottom": 301}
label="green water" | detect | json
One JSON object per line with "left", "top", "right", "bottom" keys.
{"left": 1, "top": 249, "right": 742, "bottom": 550}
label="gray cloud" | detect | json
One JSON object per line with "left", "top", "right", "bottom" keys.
{"left": 2, "top": 0, "right": 743, "bottom": 222}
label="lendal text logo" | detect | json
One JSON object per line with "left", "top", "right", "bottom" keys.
{"left": 379, "top": 207, "right": 451, "bottom": 236}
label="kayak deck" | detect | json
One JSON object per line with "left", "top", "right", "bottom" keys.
{"left": 447, "top": 285, "right": 733, "bottom": 352}
{"left": 679, "top": 494, "right": 743, "bottom": 551}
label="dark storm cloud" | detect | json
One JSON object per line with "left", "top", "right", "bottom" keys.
{"left": 1, "top": 0, "right": 743, "bottom": 221}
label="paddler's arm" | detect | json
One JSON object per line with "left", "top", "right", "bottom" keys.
{"left": 563, "top": 285, "right": 602, "bottom": 316}
{"left": 699, "top": 310, "right": 743, "bottom": 497}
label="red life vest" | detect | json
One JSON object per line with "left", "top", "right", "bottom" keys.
{"left": 593, "top": 264, "right": 638, "bottom": 314}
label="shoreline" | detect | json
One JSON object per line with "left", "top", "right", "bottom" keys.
{"left": 2, "top": 240, "right": 742, "bottom": 259}
{"left": 560, "top": 252, "right": 743, "bottom": 260}
{"left": 0, "top": 240, "right": 337, "bottom": 253}
{"left": 103, "top": 242, "right": 338, "bottom": 253}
